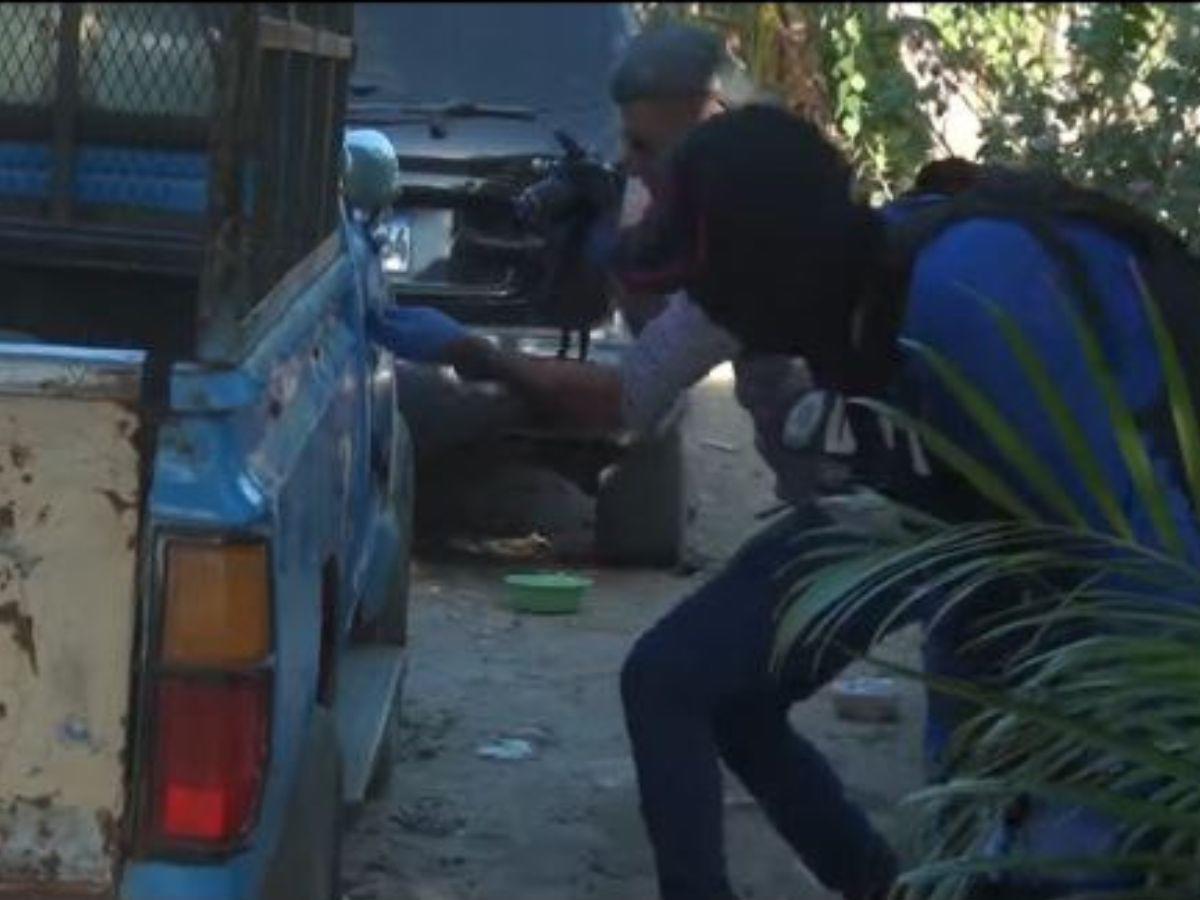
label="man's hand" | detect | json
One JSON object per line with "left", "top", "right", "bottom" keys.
{"left": 367, "top": 305, "right": 471, "bottom": 364}
{"left": 368, "top": 304, "right": 625, "bottom": 432}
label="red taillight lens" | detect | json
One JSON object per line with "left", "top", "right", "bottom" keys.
{"left": 151, "top": 676, "right": 270, "bottom": 845}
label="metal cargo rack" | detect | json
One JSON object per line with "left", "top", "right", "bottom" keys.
{"left": 0, "top": 3, "right": 354, "bottom": 361}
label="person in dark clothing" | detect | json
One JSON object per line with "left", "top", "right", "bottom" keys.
{"left": 604, "top": 103, "right": 1200, "bottom": 900}
{"left": 366, "top": 33, "right": 888, "bottom": 898}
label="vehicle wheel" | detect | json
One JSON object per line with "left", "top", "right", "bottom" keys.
{"left": 347, "top": 416, "right": 411, "bottom": 803}
{"left": 595, "top": 416, "right": 688, "bottom": 567}
{"left": 306, "top": 713, "right": 344, "bottom": 900}
{"left": 259, "top": 708, "right": 343, "bottom": 900}
{"left": 361, "top": 415, "right": 414, "bottom": 645}
{"left": 328, "top": 747, "right": 345, "bottom": 900}
{"left": 365, "top": 678, "right": 404, "bottom": 802}
{"left": 308, "top": 712, "right": 345, "bottom": 900}
{"left": 362, "top": 415, "right": 412, "bottom": 801}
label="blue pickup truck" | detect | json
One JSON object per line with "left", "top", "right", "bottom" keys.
{"left": 0, "top": 5, "right": 405, "bottom": 898}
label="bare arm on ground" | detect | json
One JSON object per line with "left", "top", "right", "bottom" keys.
{"left": 445, "top": 293, "right": 741, "bottom": 434}
{"left": 446, "top": 339, "right": 626, "bottom": 432}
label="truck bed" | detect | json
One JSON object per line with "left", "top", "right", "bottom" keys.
{"left": 0, "top": 263, "right": 196, "bottom": 356}
{"left": 0, "top": 346, "right": 146, "bottom": 895}
{"left": 0, "top": 143, "right": 209, "bottom": 278}
{"left": 0, "top": 2, "right": 353, "bottom": 364}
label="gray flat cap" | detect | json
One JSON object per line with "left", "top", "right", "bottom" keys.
{"left": 610, "top": 21, "right": 760, "bottom": 107}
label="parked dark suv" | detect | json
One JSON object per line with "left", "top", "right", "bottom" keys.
{"left": 348, "top": 2, "right": 688, "bottom": 565}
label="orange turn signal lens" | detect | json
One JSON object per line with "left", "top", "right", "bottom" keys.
{"left": 161, "top": 540, "right": 271, "bottom": 667}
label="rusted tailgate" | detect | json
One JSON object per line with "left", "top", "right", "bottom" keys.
{"left": 0, "top": 347, "right": 146, "bottom": 897}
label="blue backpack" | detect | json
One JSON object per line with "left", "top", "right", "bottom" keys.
{"left": 896, "top": 168, "right": 1200, "bottom": 896}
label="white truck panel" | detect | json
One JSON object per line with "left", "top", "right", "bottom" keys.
{"left": 0, "top": 357, "right": 143, "bottom": 894}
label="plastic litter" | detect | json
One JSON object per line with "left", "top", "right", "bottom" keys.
{"left": 475, "top": 738, "right": 537, "bottom": 762}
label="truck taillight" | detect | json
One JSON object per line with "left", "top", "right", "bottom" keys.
{"left": 162, "top": 541, "right": 271, "bottom": 667}
{"left": 142, "top": 537, "right": 274, "bottom": 851}
{"left": 152, "top": 676, "right": 269, "bottom": 843}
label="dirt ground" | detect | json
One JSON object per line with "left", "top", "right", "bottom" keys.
{"left": 341, "top": 366, "right": 927, "bottom": 900}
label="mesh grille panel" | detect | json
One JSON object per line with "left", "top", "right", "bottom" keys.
{"left": 0, "top": 3, "right": 354, "bottom": 360}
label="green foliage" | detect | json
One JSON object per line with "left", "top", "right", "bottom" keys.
{"left": 638, "top": 3, "right": 936, "bottom": 202}
{"left": 641, "top": 3, "right": 1200, "bottom": 249}
{"left": 814, "top": 4, "right": 933, "bottom": 202}
{"left": 772, "top": 271, "right": 1200, "bottom": 896}
{"left": 922, "top": 3, "right": 1200, "bottom": 251}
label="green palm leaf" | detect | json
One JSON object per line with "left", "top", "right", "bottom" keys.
{"left": 853, "top": 398, "right": 1038, "bottom": 519}
{"left": 902, "top": 336, "right": 1090, "bottom": 528}
{"left": 956, "top": 280, "right": 1134, "bottom": 538}
{"left": 770, "top": 222, "right": 1200, "bottom": 897}
{"left": 1128, "top": 258, "right": 1200, "bottom": 516}
{"left": 1048, "top": 275, "right": 1186, "bottom": 557}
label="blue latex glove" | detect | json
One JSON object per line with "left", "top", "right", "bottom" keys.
{"left": 367, "top": 305, "right": 468, "bottom": 363}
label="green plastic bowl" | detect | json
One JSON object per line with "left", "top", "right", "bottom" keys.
{"left": 504, "top": 572, "right": 593, "bottom": 615}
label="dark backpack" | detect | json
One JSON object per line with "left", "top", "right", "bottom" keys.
{"left": 894, "top": 167, "right": 1200, "bottom": 363}
{"left": 884, "top": 169, "right": 1199, "bottom": 896}
{"left": 844, "top": 167, "right": 1200, "bottom": 521}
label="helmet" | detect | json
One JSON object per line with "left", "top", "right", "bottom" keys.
{"left": 342, "top": 129, "right": 401, "bottom": 212}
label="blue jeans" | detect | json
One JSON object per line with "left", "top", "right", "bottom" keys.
{"left": 622, "top": 503, "right": 1139, "bottom": 900}
{"left": 620, "top": 504, "right": 914, "bottom": 899}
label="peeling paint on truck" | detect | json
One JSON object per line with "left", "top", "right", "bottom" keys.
{"left": 0, "top": 358, "right": 143, "bottom": 896}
